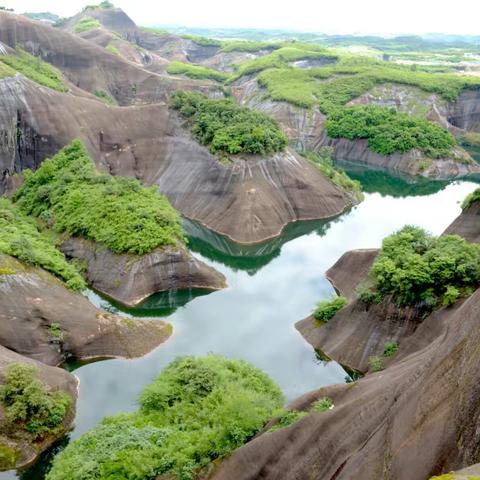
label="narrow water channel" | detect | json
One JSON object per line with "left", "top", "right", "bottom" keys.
{"left": 8, "top": 166, "right": 480, "bottom": 479}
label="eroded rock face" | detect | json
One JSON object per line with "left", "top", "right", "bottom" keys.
{"left": 60, "top": 237, "right": 227, "bottom": 307}
{"left": 0, "top": 346, "right": 78, "bottom": 470}
{"left": 214, "top": 287, "right": 480, "bottom": 480}
{"left": 444, "top": 200, "right": 480, "bottom": 243}
{"left": 0, "top": 255, "right": 172, "bottom": 366}
{"left": 448, "top": 88, "right": 480, "bottom": 132}
{"left": 0, "top": 76, "right": 355, "bottom": 244}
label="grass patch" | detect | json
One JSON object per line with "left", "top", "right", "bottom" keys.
{"left": 105, "top": 44, "right": 119, "bottom": 56}
{"left": 170, "top": 90, "right": 288, "bottom": 155}
{"left": 0, "top": 444, "right": 17, "bottom": 469}
{"left": 181, "top": 34, "right": 222, "bottom": 47}
{"left": 14, "top": 140, "right": 185, "bottom": 255}
{"left": 167, "top": 61, "right": 230, "bottom": 83}
{"left": 0, "top": 363, "right": 71, "bottom": 440}
{"left": 48, "top": 323, "right": 63, "bottom": 339}
{"left": 0, "top": 47, "right": 67, "bottom": 92}
{"left": 46, "top": 355, "right": 283, "bottom": 480}
{"left": 368, "top": 355, "right": 384, "bottom": 372}
{"left": 313, "top": 295, "right": 348, "bottom": 323}
{"left": 360, "top": 225, "right": 480, "bottom": 309}
{"left": 0, "top": 198, "right": 85, "bottom": 290}
{"left": 312, "top": 397, "right": 333, "bottom": 412}
{"left": 383, "top": 341, "right": 399, "bottom": 357}
{"left": 74, "top": 17, "right": 101, "bottom": 33}
{"left": 304, "top": 147, "right": 363, "bottom": 200}
{"left": 326, "top": 105, "right": 455, "bottom": 158}
{"left": 221, "top": 40, "right": 280, "bottom": 53}
{"left": 94, "top": 89, "right": 117, "bottom": 105}
{"left": 268, "top": 410, "right": 308, "bottom": 433}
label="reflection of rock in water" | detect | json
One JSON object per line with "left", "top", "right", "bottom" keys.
{"left": 183, "top": 216, "right": 340, "bottom": 274}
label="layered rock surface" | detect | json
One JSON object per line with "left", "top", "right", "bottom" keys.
{"left": 61, "top": 237, "right": 226, "bottom": 307}
{"left": 0, "top": 254, "right": 172, "bottom": 366}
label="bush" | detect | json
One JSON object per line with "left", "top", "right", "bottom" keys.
{"left": 304, "top": 148, "right": 363, "bottom": 201}
{"left": 170, "top": 91, "right": 288, "bottom": 155}
{"left": 0, "top": 198, "right": 85, "bottom": 290}
{"left": 326, "top": 105, "right": 455, "bottom": 158}
{"left": 14, "top": 140, "right": 185, "bottom": 255}
{"left": 46, "top": 355, "right": 283, "bottom": 480}
{"left": 368, "top": 356, "right": 384, "bottom": 372}
{"left": 268, "top": 410, "right": 308, "bottom": 433}
{"left": 167, "top": 61, "right": 230, "bottom": 83}
{"left": 74, "top": 17, "right": 101, "bottom": 33}
{"left": 313, "top": 296, "right": 348, "bottom": 322}
{"left": 461, "top": 188, "right": 480, "bottom": 210}
{"left": 0, "top": 363, "right": 71, "bottom": 440}
{"left": 383, "top": 342, "right": 399, "bottom": 357}
{"left": 312, "top": 397, "right": 333, "bottom": 412}
{"left": 0, "top": 46, "right": 67, "bottom": 92}
{"left": 364, "top": 226, "right": 480, "bottom": 309}
{"left": 94, "top": 89, "right": 117, "bottom": 105}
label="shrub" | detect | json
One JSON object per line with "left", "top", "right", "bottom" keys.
{"left": 268, "top": 410, "right": 308, "bottom": 433}
{"left": 312, "top": 397, "right": 333, "bottom": 412}
{"left": 167, "top": 61, "right": 230, "bottom": 83}
{"left": 46, "top": 355, "right": 283, "bottom": 480}
{"left": 0, "top": 444, "right": 17, "bottom": 469}
{"left": 462, "top": 188, "right": 480, "bottom": 210}
{"left": 304, "top": 148, "right": 363, "bottom": 201}
{"left": 0, "top": 363, "right": 71, "bottom": 440}
{"left": 105, "top": 44, "right": 119, "bottom": 56}
{"left": 365, "top": 226, "right": 480, "bottom": 309}
{"left": 74, "top": 17, "right": 101, "bottom": 33}
{"left": 94, "top": 89, "right": 117, "bottom": 105}
{"left": 368, "top": 356, "right": 384, "bottom": 372}
{"left": 14, "top": 140, "right": 185, "bottom": 255}
{"left": 313, "top": 296, "right": 348, "bottom": 322}
{"left": 383, "top": 342, "right": 399, "bottom": 357}
{"left": 170, "top": 91, "right": 288, "bottom": 155}
{"left": 0, "top": 47, "right": 67, "bottom": 92}
{"left": 0, "top": 198, "right": 85, "bottom": 290}
{"left": 326, "top": 105, "right": 455, "bottom": 158}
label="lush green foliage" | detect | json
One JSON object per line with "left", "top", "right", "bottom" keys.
{"left": 364, "top": 226, "right": 480, "bottom": 308}
{"left": 326, "top": 105, "right": 455, "bottom": 158}
{"left": 170, "top": 91, "right": 288, "bottom": 155}
{"left": 94, "top": 89, "right": 117, "bottom": 105}
{"left": 462, "top": 188, "right": 480, "bottom": 210}
{"left": 0, "top": 47, "right": 67, "bottom": 92}
{"left": 14, "top": 140, "right": 185, "bottom": 255}
{"left": 368, "top": 356, "right": 384, "bottom": 372}
{"left": 304, "top": 147, "right": 363, "bottom": 200}
{"left": 221, "top": 40, "right": 280, "bottom": 53}
{"left": 383, "top": 341, "right": 399, "bottom": 357}
{"left": 313, "top": 296, "right": 348, "bottom": 322}
{"left": 0, "top": 198, "right": 85, "bottom": 290}
{"left": 74, "top": 17, "right": 101, "bottom": 33}
{"left": 167, "top": 61, "right": 230, "bottom": 82}
{"left": 46, "top": 355, "right": 283, "bottom": 480}
{"left": 0, "top": 363, "right": 71, "bottom": 440}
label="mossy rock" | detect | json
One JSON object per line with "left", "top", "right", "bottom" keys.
{"left": 0, "top": 444, "right": 18, "bottom": 469}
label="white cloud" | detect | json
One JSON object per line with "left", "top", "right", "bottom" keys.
{"left": 4, "top": 0, "right": 480, "bottom": 35}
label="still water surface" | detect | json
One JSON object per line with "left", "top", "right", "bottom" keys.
{"left": 7, "top": 166, "right": 480, "bottom": 479}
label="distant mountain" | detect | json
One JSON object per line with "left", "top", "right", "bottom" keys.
{"left": 22, "top": 12, "right": 60, "bottom": 24}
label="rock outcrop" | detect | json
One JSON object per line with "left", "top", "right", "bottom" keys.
{"left": 444, "top": 200, "right": 480, "bottom": 243}
{"left": 0, "top": 75, "right": 355, "bottom": 244}
{"left": 60, "top": 237, "right": 226, "bottom": 307}
{"left": 213, "top": 286, "right": 480, "bottom": 480}
{"left": 0, "top": 254, "right": 172, "bottom": 366}
{"left": 0, "top": 346, "right": 78, "bottom": 470}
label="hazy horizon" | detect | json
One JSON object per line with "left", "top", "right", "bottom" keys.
{"left": 3, "top": 0, "right": 480, "bottom": 36}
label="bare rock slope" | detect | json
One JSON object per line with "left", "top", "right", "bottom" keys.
{"left": 61, "top": 237, "right": 226, "bottom": 307}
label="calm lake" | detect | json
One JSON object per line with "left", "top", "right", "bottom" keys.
{"left": 6, "top": 164, "right": 479, "bottom": 479}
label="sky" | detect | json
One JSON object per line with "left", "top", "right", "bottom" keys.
{"left": 3, "top": 0, "right": 480, "bottom": 35}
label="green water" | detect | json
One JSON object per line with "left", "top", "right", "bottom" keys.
{"left": 6, "top": 166, "right": 479, "bottom": 480}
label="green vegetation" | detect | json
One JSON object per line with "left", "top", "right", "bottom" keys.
{"left": 0, "top": 47, "right": 67, "bottom": 92}
{"left": 105, "top": 44, "right": 119, "bottom": 56}
{"left": 181, "top": 34, "right": 222, "bottom": 47}
{"left": 170, "top": 91, "right": 288, "bottom": 155}
{"left": 304, "top": 147, "right": 363, "bottom": 200}
{"left": 268, "top": 410, "right": 308, "bottom": 432}
{"left": 0, "top": 445, "right": 17, "bottom": 469}
{"left": 74, "top": 17, "right": 101, "bottom": 33}
{"left": 14, "top": 140, "right": 185, "bottom": 255}
{"left": 0, "top": 198, "right": 85, "bottom": 290}
{"left": 383, "top": 341, "right": 399, "bottom": 357}
{"left": 221, "top": 40, "right": 280, "bottom": 53}
{"left": 460, "top": 131, "right": 480, "bottom": 147}
{"left": 48, "top": 323, "right": 63, "bottom": 339}
{"left": 83, "top": 1, "right": 114, "bottom": 11}
{"left": 361, "top": 226, "right": 480, "bottom": 309}
{"left": 312, "top": 397, "right": 333, "bottom": 412}
{"left": 46, "top": 355, "right": 283, "bottom": 480}
{"left": 462, "top": 188, "right": 480, "bottom": 210}
{"left": 313, "top": 296, "right": 348, "bottom": 322}
{"left": 167, "top": 61, "right": 230, "bottom": 82}
{"left": 94, "top": 89, "right": 117, "bottom": 105}
{"left": 429, "top": 475, "right": 454, "bottom": 480}
{"left": 368, "top": 356, "right": 384, "bottom": 372}
{"left": 326, "top": 105, "right": 455, "bottom": 158}
{"left": 0, "top": 363, "right": 71, "bottom": 440}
